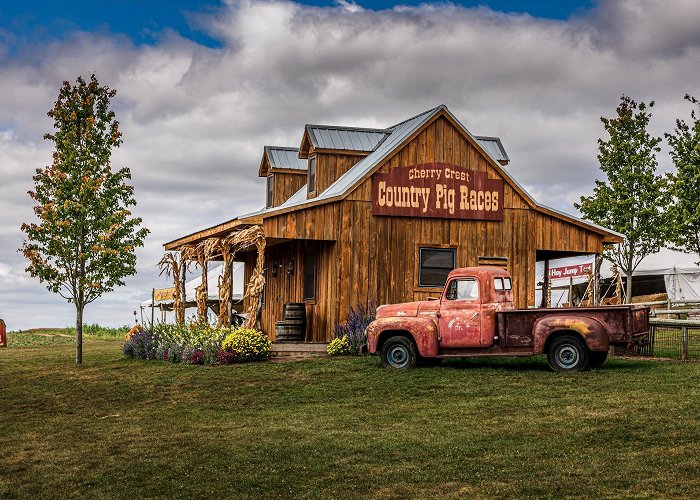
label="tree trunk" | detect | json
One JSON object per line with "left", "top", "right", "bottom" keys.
{"left": 625, "top": 270, "right": 633, "bottom": 304}
{"left": 76, "top": 305, "right": 83, "bottom": 365}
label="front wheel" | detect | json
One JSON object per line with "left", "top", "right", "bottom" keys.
{"left": 547, "top": 335, "right": 589, "bottom": 372}
{"left": 381, "top": 336, "right": 416, "bottom": 369}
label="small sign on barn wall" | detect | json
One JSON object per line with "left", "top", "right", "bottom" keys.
{"left": 548, "top": 263, "right": 593, "bottom": 280}
{"left": 372, "top": 162, "right": 504, "bottom": 220}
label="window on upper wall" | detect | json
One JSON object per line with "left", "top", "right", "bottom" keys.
{"left": 266, "top": 175, "right": 274, "bottom": 208}
{"left": 303, "top": 251, "right": 317, "bottom": 300}
{"left": 419, "top": 248, "right": 455, "bottom": 287}
{"left": 307, "top": 156, "right": 316, "bottom": 194}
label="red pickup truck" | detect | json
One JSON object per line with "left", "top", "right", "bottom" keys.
{"left": 366, "top": 267, "right": 649, "bottom": 372}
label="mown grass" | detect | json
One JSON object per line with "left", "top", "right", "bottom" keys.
{"left": 1, "top": 337, "right": 699, "bottom": 499}
{"left": 7, "top": 324, "right": 129, "bottom": 348}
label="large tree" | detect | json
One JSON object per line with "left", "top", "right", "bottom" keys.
{"left": 665, "top": 94, "right": 700, "bottom": 264}
{"left": 575, "top": 95, "right": 668, "bottom": 303}
{"left": 21, "top": 75, "right": 149, "bottom": 364}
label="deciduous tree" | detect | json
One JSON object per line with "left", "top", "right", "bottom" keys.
{"left": 21, "top": 74, "right": 149, "bottom": 364}
{"left": 665, "top": 94, "right": 700, "bottom": 264}
{"left": 575, "top": 96, "right": 668, "bottom": 302}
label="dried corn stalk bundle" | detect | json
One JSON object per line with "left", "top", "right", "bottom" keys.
{"left": 217, "top": 243, "right": 235, "bottom": 328}
{"left": 610, "top": 264, "right": 624, "bottom": 305}
{"left": 158, "top": 252, "right": 185, "bottom": 323}
{"left": 222, "top": 226, "right": 266, "bottom": 330}
{"left": 579, "top": 268, "right": 594, "bottom": 307}
{"left": 192, "top": 243, "right": 208, "bottom": 322}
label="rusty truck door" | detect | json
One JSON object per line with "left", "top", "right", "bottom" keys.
{"left": 438, "top": 278, "right": 482, "bottom": 348}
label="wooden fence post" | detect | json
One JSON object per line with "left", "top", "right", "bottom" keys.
{"left": 681, "top": 326, "right": 689, "bottom": 361}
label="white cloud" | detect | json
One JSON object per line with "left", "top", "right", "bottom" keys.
{"left": 1, "top": 0, "right": 700, "bottom": 329}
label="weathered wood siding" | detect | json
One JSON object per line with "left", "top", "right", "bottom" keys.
{"left": 271, "top": 172, "right": 306, "bottom": 208}
{"left": 310, "top": 153, "right": 365, "bottom": 196}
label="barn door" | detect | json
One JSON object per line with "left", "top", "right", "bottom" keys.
{"left": 274, "top": 254, "right": 295, "bottom": 321}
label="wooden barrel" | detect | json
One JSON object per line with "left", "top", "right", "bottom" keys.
{"left": 275, "top": 320, "right": 304, "bottom": 342}
{"left": 283, "top": 303, "right": 306, "bottom": 323}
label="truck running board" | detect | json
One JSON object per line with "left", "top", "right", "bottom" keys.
{"left": 437, "top": 348, "right": 534, "bottom": 358}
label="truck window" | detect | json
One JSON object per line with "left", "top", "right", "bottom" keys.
{"left": 494, "top": 277, "right": 504, "bottom": 290}
{"left": 445, "top": 279, "right": 479, "bottom": 301}
{"left": 503, "top": 277, "right": 512, "bottom": 290}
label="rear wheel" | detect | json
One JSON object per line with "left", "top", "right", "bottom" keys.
{"left": 589, "top": 351, "right": 608, "bottom": 369}
{"left": 381, "top": 336, "right": 416, "bottom": 369}
{"left": 547, "top": 335, "right": 589, "bottom": 372}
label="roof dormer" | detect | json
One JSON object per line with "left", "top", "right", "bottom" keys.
{"left": 474, "top": 136, "right": 510, "bottom": 166}
{"left": 298, "top": 124, "right": 390, "bottom": 159}
{"left": 258, "top": 146, "right": 308, "bottom": 208}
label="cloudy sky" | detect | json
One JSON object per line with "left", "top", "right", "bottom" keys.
{"left": 1, "top": 0, "right": 699, "bottom": 330}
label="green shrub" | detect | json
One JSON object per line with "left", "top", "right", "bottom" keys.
{"left": 327, "top": 336, "right": 352, "bottom": 356}
{"left": 221, "top": 328, "right": 271, "bottom": 362}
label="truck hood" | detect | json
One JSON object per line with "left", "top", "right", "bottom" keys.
{"left": 376, "top": 300, "right": 439, "bottom": 319}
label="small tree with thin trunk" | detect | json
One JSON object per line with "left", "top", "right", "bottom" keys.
{"left": 575, "top": 95, "right": 668, "bottom": 303}
{"left": 665, "top": 94, "right": 700, "bottom": 264}
{"left": 21, "top": 74, "right": 149, "bottom": 364}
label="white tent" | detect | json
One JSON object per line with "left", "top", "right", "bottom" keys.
{"left": 142, "top": 262, "right": 245, "bottom": 307}
{"left": 633, "top": 266, "right": 700, "bottom": 303}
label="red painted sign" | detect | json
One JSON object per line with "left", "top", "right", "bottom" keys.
{"left": 549, "top": 263, "right": 593, "bottom": 280}
{"left": 372, "top": 162, "right": 504, "bottom": 220}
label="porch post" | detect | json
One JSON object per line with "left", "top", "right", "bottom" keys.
{"left": 594, "top": 253, "right": 603, "bottom": 305}
{"left": 540, "top": 259, "right": 550, "bottom": 308}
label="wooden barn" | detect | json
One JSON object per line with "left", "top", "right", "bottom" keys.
{"left": 165, "top": 105, "right": 623, "bottom": 341}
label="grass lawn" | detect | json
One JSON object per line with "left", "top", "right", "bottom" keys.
{"left": 1, "top": 335, "right": 699, "bottom": 499}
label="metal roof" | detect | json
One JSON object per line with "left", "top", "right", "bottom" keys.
{"left": 305, "top": 124, "right": 390, "bottom": 152}
{"left": 475, "top": 136, "right": 509, "bottom": 162}
{"left": 265, "top": 146, "right": 307, "bottom": 171}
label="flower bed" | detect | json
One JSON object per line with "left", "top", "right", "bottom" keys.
{"left": 123, "top": 322, "right": 271, "bottom": 365}
{"left": 328, "top": 304, "right": 375, "bottom": 356}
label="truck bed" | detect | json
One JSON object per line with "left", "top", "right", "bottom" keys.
{"left": 496, "top": 305, "right": 650, "bottom": 348}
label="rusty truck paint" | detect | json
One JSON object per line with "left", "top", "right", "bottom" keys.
{"left": 367, "top": 266, "right": 650, "bottom": 368}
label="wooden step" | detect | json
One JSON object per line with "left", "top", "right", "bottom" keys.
{"left": 270, "top": 342, "right": 329, "bottom": 358}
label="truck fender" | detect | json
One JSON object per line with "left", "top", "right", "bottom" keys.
{"left": 533, "top": 315, "right": 609, "bottom": 354}
{"left": 366, "top": 317, "right": 439, "bottom": 358}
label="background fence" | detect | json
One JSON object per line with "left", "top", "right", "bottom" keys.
{"left": 615, "top": 319, "right": 700, "bottom": 360}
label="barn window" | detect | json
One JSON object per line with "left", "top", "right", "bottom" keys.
{"left": 307, "top": 156, "right": 316, "bottom": 194}
{"left": 266, "top": 175, "right": 274, "bottom": 208}
{"left": 419, "top": 248, "right": 455, "bottom": 287}
{"left": 303, "top": 251, "right": 317, "bottom": 300}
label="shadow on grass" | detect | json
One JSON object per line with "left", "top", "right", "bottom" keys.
{"left": 429, "top": 356, "right": 657, "bottom": 372}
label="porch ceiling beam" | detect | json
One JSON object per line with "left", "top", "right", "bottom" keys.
{"left": 164, "top": 216, "right": 263, "bottom": 250}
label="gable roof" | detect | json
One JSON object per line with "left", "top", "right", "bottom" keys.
{"left": 258, "top": 146, "right": 307, "bottom": 177}
{"left": 166, "top": 105, "right": 622, "bottom": 249}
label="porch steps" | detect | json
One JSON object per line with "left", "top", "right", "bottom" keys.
{"left": 271, "top": 342, "right": 329, "bottom": 359}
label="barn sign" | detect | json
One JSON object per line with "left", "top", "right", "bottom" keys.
{"left": 372, "top": 162, "right": 504, "bottom": 220}
{"left": 549, "top": 263, "right": 593, "bottom": 280}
